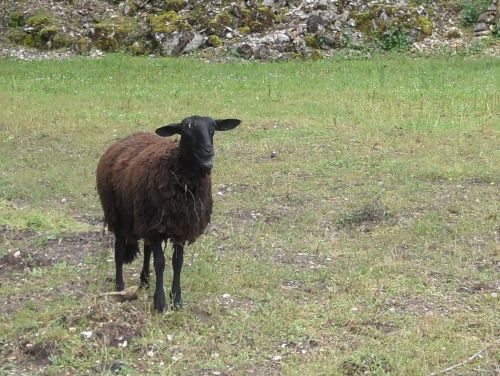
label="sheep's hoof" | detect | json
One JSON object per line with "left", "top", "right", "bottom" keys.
{"left": 139, "top": 274, "right": 150, "bottom": 288}
{"left": 115, "top": 283, "right": 125, "bottom": 292}
{"left": 154, "top": 292, "right": 167, "bottom": 313}
{"left": 154, "top": 302, "right": 167, "bottom": 313}
{"left": 170, "top": 291, "right": 183, "bottom": 310}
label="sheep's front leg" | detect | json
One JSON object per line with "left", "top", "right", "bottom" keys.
{"left": 170, "top": 244, "right": 184, "bottom": 309}
{"left": 140, "top": 241, "right": 151, "bottom": 288}
{"left": 151, "top": 239, "right": 166, "bottom": 312}
{"left": 114, "top": 235, "right": 126, "bottom": 291}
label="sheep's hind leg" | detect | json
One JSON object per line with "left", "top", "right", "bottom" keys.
{"left": 170, "top": 244, "right": 184, "bottom": 309}
{"left": 114, "top": 234, "right": 126, "bottom": 291}
{"left": 140, "top": 241, "right": 152, "bottom": 288}
{"left": 151, "top": 239, "right": 166, "bottom": 312}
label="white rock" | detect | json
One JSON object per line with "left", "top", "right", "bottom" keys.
{"left": 274, "top": 33, "right": 290, "bottom": 43}
{"left": 80, "top": 330, "right": 93, "bottom": 339}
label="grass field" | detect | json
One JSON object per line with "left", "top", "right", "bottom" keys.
{"left": 0, "top": 55, "right": 499, "bottom": 375}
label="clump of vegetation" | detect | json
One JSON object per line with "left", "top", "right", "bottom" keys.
{"left": 337, "top": 200, "right": 392, "bottom": 228}
{"left": 341, "top": 352, "right": 392, "bottom": 375}
{"left": 375, "top": 26, "right": 414, "bottom": 51}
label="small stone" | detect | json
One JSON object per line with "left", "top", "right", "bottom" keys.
{"left": 68, "top": 327, "right": 77, "bottom": 333}
{"left": 147, "top": 350, "right": 154, "bottom": 357}
{"left": 306, "top": 15, "right": 324, "bottom": 33}
{"left": 275, "top": 33, "right": 290, "bottom": 44}
{"left": 80, "top": 330, "right": 93, "bottom": 339}
{"left": 272, "top": 355, "right": 282, "bottom": 361}
{"left": 237, "top": 43, "right": 253, "bottom": 59}
{"left": 474, "top": 23, "right": 489, "bottom": 33}
{"left": 254, "top": 45, "right": 270, "bottom": 60}
{"left": 316, "top": 0, "right": 328, "bottom": 10}
{"left": 222, "top": 293, "right": 231, "bottom": 299}
{"left": 270, "top": 151, "right": 278, "bottom": 158}
{"left": 342, "top": 10, "right": 350, "bottom": 23}
{"left": 13, "top": 251, "right": 21, "bottom": 258}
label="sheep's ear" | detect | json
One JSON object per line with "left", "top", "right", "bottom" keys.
{"left": 214, "top": 119, "right": 241, "bottom": 131}
{"left": 155, "top": 123, "right": 182, "bottom": 137}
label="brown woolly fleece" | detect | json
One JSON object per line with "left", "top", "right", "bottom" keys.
{"left": 96, "top": 133, "right": 212, "bottom": 254}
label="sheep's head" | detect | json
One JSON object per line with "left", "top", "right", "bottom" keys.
{"left": 155, "top": 116, "right": 240, "bottom": 173}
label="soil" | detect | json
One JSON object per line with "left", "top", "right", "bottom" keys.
{"left": 0, "top": 227, "right": 112, "bottom": 276}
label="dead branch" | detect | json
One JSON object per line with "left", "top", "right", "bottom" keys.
{"left": 428, "top": 339, "right": 499, "bottom": 376}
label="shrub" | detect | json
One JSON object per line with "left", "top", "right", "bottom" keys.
{"left": 456, "top": 0, "right": 491, "bottom": 26}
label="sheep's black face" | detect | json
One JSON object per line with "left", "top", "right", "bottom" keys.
{"left": 155, "top": 116, "right": 241, "bottom": 173}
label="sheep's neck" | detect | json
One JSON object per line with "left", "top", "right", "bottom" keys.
{"left": 175, "top": 146, "right": 206, "bottom": 179}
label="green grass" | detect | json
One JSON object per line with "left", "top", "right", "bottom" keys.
{"left": 0, "top": 55, "right": 499, "bottom": 375}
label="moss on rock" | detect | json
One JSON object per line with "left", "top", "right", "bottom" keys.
{"left": 7, "top": 29, "right": 25, "bottom": 44}
{"left": 352, "top": 12, "right": 374, "bottom": 34}
{"left": 93, "top": 17, "right": 145, "bottom": 51}
{"left": 9, "top": 11, "right": 24, "bottom": 27}
{"left": 242, "top": 6, "right": 274, "bottom": 32}
{"left": 26, "top": 11, "right": 55, "bottom": 28}
{"left": 352, "top": 5, "right": 434, "bottom": 42}
{"left": 148, "top": 11, "right": 191, "bottom": 34}
{"left": 127, "top": 41, "right": 146, "bottom": 55}
{"left": 305, "top": 34, "right": 318, "bottom": 48}
{"left": 238, "top": 26, "right": 251, "bottom": 34}
{"left": 208, "top": 9, "right": 235, "bottom": 37}
{"left": 416, "top": 16, "right": 433, "bottom": 36}
{"left": 52, "top": 34, "right": 76, "bottom": 49}
{"left": 207, "top": 34, "right": 223, "bottom": 47}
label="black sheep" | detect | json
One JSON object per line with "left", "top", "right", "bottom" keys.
{"left": 96, "top": 115, "right": 241, "bottom": 312}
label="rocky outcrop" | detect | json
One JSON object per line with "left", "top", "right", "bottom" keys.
{"left": 474, "top": 0, "right": 499, "bottom": 37}
{"left": 0, "top": 0, "right": 498, "bottom": 60}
